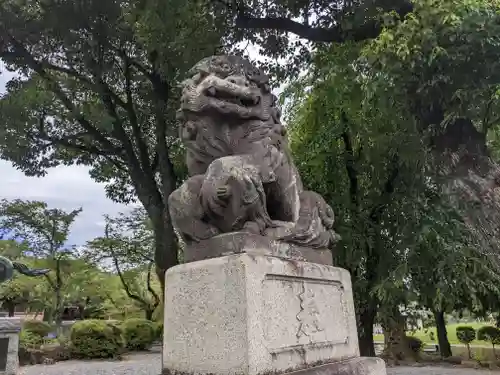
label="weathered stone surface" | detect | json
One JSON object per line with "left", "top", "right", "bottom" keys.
{"left": 0, "top": 318, "right": 21, "bottom": 375}
{"left": 0, "top": 319, "right": 21, "bottom": 333}
{"left": 284, "top": 358, "right": 386, "bottom": 375}
{"left": 184, "top": 232, "right": 333, "bottom": 265}
{"left": 168, "top": 55, "right": 338, "bottom": 253}
{"left": 163, "top": 254, "right": 358, "bottom": 375}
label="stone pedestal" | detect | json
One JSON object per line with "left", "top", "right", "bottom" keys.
{"left": 0, "top": 318, "right": 21, "bottom": 375}
{"left": 163, "top": 252, "right": 386, "bottom": 375}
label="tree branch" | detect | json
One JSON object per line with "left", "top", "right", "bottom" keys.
{"left": 150, "top": 70, "right": 176, "bottom": 198}
{"left": 341, "top": 112, "right": 359, "bottom": 208}
{"left": 6, "top": 35, "right": 120, "bottom": 154}
{"left": 91, "top": 74, "right": 149, "bottom": 183}
{"left": 112, "top": 255, "right": 147, "bottom": 307}
{"left": 43, "top": 273, "right": 56, "bottom": 289}
{"left": 36, "top": 113, "right": 127, "bottom": 171}
{"left": 482, "top": 90, "right": 496, "bottom": 133}
{"left": 220, "top": 0, "right": 413, "bottom": 43}
{"left": 44, "top": 62, "right": 132, "bottom": 109}
{"left": 105, "top": 225, "right": 148, "bottom": 308}
{"left": 1, "top": 206, "right": 54, "bottom": 246}
{"left": 123, "top": 56, "right": 152, "bottom": 174}
{"left": 369, "top": 152, "right": 400, "bottom": 223}
{"left": 146, "top": 262, "right": 160, "bottom": 310}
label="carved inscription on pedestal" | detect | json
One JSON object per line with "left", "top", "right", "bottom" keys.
{"left": 296, "top": 284, "right": 324, "bottom": 339}
{"left": 262, "top": 274, "right": 349, "bottom": 356}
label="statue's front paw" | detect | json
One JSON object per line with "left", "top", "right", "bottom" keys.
{"left": 242, "top": 221, "right": 262, "bottom": 234}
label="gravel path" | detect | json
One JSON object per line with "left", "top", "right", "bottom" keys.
{"left": 19, "top": 353, "right": 498, "bottom": 375}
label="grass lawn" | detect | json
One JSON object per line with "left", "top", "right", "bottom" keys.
{"left": 373, "top": 322, "right": 493, "bottom": 345}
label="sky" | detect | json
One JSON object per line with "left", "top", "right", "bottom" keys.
{"left": 0, "top": 66, "right": 128, "bottom": 247}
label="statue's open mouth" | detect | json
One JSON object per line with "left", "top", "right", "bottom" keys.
{"left": 202, "top": 74, "right": 261, "bottom": 109}
{"left": 181, "top": 74, "right": 267, "bottom": 120}
{"left": 206, "top": 86, "right": 261, "bottom": 107}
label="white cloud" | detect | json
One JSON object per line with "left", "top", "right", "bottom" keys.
{"left": 0, "top": 161, "right": 129, "bottom": 246}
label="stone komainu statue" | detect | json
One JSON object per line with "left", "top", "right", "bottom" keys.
{"left": 169, "top": 55, "right": 338, "bottom": 257}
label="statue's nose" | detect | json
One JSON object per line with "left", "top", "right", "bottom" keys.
{"left": 226, "top": 75, "right": 250, "bottom": 87}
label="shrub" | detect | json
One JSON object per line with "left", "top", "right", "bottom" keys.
{"left": 22, "top": 320, "right": 52, "bottom": 338}
{"left": 406, "top": 336, "right": 424, "bottom": 353}
{"left": 106, "top": 320, "right": 124, "bottom": 337}
{"left": 456, "top": 326, "right": 476, "bottom": 359}
{"left": 477, "top": 326, "right": 500, "bottom": 343}
{"left": 19, "top": 330, "right": 43, "bottom": 349}
{"left": 122, "top": 319, "right": 155, "bottom": 351}
{"left": 70, "top": 319, "right": 124, "bottom": 359}
{"left": 477, "top": 326, "right": 500, "bottom": 357}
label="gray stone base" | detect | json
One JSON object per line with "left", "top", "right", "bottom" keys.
{"left": 284, "top": 358, "right": 386, "bottom": 375}
{"left": 163, "top": 254, "right": 359, "bottom": 375}
{"left": 184, "top": 232, "right": 333, "bottom": 265}
{"left": 162, "top": 357, "right": 386, "bottom": 375}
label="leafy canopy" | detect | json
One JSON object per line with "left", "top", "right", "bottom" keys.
{"left": 0, "top": 199, "right": 81, "bottom": 256}
{"left": 0, "top": 0, "right": 225, "bottom": 276}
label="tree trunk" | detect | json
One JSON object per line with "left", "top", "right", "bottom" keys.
{"left": 43, "top": 308, "right": 53, "bottom": 322}
{"left": 433, "top": 310, "right": 452, "bottom": 358}
{"left": 150, "top": 206, "right": 179, "bottom": 290}
{"left": 54, "top": 285, "right": 62, "bottom": 323}
{"left": 4, "top": 302, "right": 15, "bottom": 317}
{"left": 380, "top": 305, "right": 415, "bottom": 361}
{"left": 54, "top": 258, "right": 62, "bottom": 324}
{"left": 145, "top": 309, "right": 154, "bottom": 321}
{"left": 357, "top": 304, "right": 377, "bottom": 357}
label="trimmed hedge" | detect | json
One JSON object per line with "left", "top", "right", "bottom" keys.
{"left": 477, "top": 326, "right": 500, "bottom": 344}
{"left": 122, "top": 319, "right": 155, "bottom": 351}
{"left": 106, "top": 320, "right": 124, "bottom": 338}
{"left": 19, "top": 330, "right": 43, "bottom": 349}
{"left": 70, "top": 320, "right": 124, "bottom": 359}
{"left": 457, "top": 326, "right": 477, "bottom": 359}
{"left": 22, "top": 320, "right": 52, "bottom": 338}
{"left": 457, "top": 326, "right": 476, "bottom": 344}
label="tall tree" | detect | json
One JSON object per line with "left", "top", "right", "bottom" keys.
{"left": 360, "top": 0, "right": 500, "bottom": 267}
{"left": 0, "top": 240, "right": 36, "bottom": 316}
{"left": 380, "top": 185, "right": 500, "bottom": 358}
{"left": 61, "top": 258, "right": 115, "bottom": 319}
{"left": 0, "top": 266, "right": 38, "bottom": 316}
{"left": 85, "top": 208, "right": 161, "bottom": 320}
{"left": 0, "top": 199, "right": 81, "bottom": 323}
{"left": 0, "top": 0, "right": 224, "bottom": 287}
{"left": 216, "top": 0, "right": 500, "bottom": 271}
{"left": 285, "top": 42, "right": 427, "bottom": 356}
